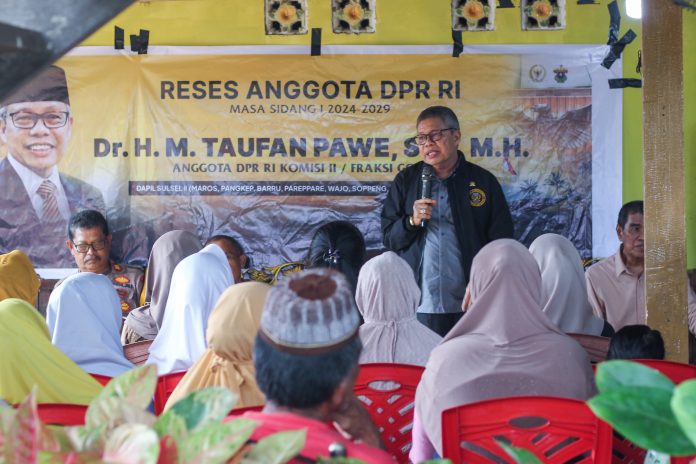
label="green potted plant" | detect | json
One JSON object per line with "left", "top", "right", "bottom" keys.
{"left": 0, "top": 365, "right": 304, "bottom": 463}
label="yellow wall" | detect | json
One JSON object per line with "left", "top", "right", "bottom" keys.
{"left": 80, "top": 0, "right": 693, "bottom": 266}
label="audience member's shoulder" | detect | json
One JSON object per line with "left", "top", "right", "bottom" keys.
{"left": 53, "top": 272, "right": 78, "bottom": 289}
{"left": 585, "top": 254, "right": 615, "bottom": 279}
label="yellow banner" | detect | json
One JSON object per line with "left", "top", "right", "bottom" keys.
{"left": 0, "top": 46, "right": 618, "bottom": 269}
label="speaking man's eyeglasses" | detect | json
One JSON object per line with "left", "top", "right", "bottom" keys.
{"left": 71, "top": 239, "right": 107, "bottom": 254}
{"left": 414, "top": 128, "right": 456, "bottom": 146}
{"left": 8, "top": 111, "right": 69, "bottom": 129}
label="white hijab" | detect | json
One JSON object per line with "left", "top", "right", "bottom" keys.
{"left": 47, "top": 272, "right": 134, "bottom": 377}
{"left": 529, "top": 234, "right": 606, "bottom": 335}
{"left": 147, "top": 244, "right": 233, "bottom": 375}
{"left": 355, "top": 251, "right": 441, "bottom": 365}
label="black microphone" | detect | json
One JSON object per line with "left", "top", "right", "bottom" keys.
{"left": 420, "top": 165, "right": 434, "bottom": 228}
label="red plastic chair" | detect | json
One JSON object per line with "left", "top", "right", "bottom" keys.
{"left": 353, "top": 363, "right": 424, "bottom": 463}
{"left": 226, "top": 404, "right": 264, "bottom": 418}
{"left": 153, "top": 371, "right": 187, "bottom": 415}
{"left": 632, "top": 359, "right": 696, "bottom": 384}
{"left": 36, "top": 404, "right": 88, "bottom": 426}
{"left": 90, "top": 374, "right": 112, "bottom": 386}
{"left": 609, "top": 359, "right": 696, "bottom": 464}
{"left": 441, "top": 396, "right": 612, "bottom": 463}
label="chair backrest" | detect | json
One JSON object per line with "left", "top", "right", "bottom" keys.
{"left": 154, "top": 371, "right": 187, "bottom": 415}
{"left": 632, "top": 359, "right": 696, "bottom": 384}
{"left": 227, "top": 404, "right": 264, "bottom": 418}
{"left": 441, "top": 396, "right": 612, "bottom": 464}
{"left": 609, "top": 359, "right": 696, "bottom": 464}
{"left": 353, "top": 363, "right": 424, "bottom": 463}
{"left": 568, "top": 333, "right": 611, "bottom": 363}
{"left": 123, "top": 339, "right": 153, "bottom": 366}
{"left": 37, "top": 403, "right": 88, "bottom": 426}
{"left": 90, "top": 374, "right": 112, "bottom": 386}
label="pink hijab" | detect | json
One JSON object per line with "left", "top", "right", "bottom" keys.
{"left": 414, "top": 239, "right": 595, "bottom": 456}
{"left": 355, "top": 252, "right": 441, "bottom": 365}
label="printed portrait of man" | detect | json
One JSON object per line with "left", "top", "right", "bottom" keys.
{"left": 0, "top": 65, "right": 105, "bottom": 268}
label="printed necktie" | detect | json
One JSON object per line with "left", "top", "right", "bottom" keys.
{"left": 37, "top": 179, "right": 64, "bottom": 223}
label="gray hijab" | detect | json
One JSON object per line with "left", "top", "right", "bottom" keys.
{"left": 529, "top": 234, "right": 606, "bottom": 335}
{"left": 123, "top": 230, "right": 202, "bottom": 339}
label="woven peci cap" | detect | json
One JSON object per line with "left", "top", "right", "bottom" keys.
{"left": 259, "top": 268, "right": 360, "bottom": 354}
{"left": 2, "top": 65, "right": 70, "bottom": 107}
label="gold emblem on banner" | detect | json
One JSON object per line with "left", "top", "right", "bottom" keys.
{"left": 469, "top": 188, "right": 486, "bottom": 207}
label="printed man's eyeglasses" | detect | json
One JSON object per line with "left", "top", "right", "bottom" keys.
{"left": 8, "top": 111, "right": 69, "bottom": 129}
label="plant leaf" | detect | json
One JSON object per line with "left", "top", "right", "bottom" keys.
{"left": 588, "top": 386, "right": 696, "bottom": 455}
{"left": 102, "top": 423, "right": 160, "bottom": 464}
{"left": 85, "top": 365, "right": 157, "bottom": 429}
{"left": 178, "top": 419, "right": 257, "bottom": 464}
{"left": 153, "top": 411, "right": 188, "bottom": 442}
{"left": 314, "top": 458, "right": 370, "bottom": 463}
{"left": 159, "top": 387, "right": 236, "bottom": 433}
{"left": 86, "top": 396, "right": 156, "bottom": 432}
{"left": 157, "top": 436, "right": 178, "bottom": 464}
{"left": 10, "top": 388, "right": 43, "bottom": 463}
{"left": 595, "top": 361, "right": 675, "bottom": 393}
{"left": 672, "top": 379, "right": 696, "bottom": 450}
{"left": 37, "top": 450, "right": 103, "bottom": 463}
{"left": 64, "top": 424, "right": 108, "bottom": 453}
{"left": 241, "top": 429, "right": 305, "bottom": 464}
{"left": 496, "top": 439, "right": 543, "bottom": 463}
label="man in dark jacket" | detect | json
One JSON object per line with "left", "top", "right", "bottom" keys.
{"left": 381, "top": 106, "right": 513, "bottom": 336}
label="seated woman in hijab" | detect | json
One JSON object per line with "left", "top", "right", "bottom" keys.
{"left": 46, "top": 273, "right": 134, "bottom": 378}
{"left": 529, "top": 233, "right": 614, "bottom": 336}
{"left": 122, "top": 230, "right": 203, "bottom": 344}
{"left": 164, "top": 281, "right": 269, "bottom": 411}
{"left": 306, "top": 221, "right": 366, "bottom": 294}
{"left": 410, "top": 239, "right": 595, "bottom": 462}
{"left": 147, "top": 237, "right": 235, "bottom": 375}
{"left": 0, "top": 250, "right": 40, "bottom": 304}
{"left": 355, "top": 251, "right": 441, "bottom": 366}
{"left": 0, "top": 298, "right": 102, "bottom": 405}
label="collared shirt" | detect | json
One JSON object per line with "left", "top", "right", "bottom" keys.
{"left": 106, "top": 262, "right": 145, "bottom": 316}
{"left": 418, "top": 177, "right": 466, "bottom": 314}
{"left": 7, "top": 154, "right": 70, "bottom": 220}
{"left": 585, "top": 248, "right": 696, "bottom": 334}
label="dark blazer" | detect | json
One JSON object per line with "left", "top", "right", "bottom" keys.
{"left": 0, "top": 157, "right": 105, "bottom": 267}
{"left": 381, "top": 151, "right": 514, "bottom": 286}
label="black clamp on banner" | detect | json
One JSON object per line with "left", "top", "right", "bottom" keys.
{"left": 498, "top": 0, "right": 515, "bottom": 8}
{"left": 609, "top": 78, "right": 642, "bottom": 88}
{"left": 114, "top": 26, "right": 124, "bottom": 50}
{"left": 452, "top": 30, "right": 463, "bottom": 58}
{"left": 602, "top": 1, "right": 635, "bottom": 69}
{"left": 311, "top": 28, "right": 321, "bottom": 56}
{"left": 130, "top": 29, "right": 150, "bottom": 54}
